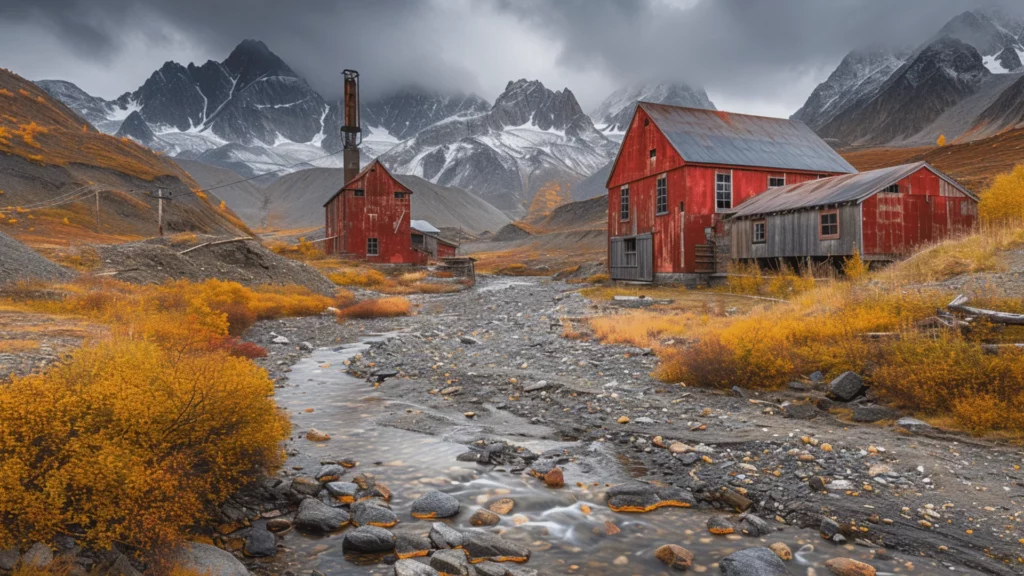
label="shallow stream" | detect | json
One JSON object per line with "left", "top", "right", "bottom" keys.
{"left": 258, "top": 335, "right": 980, "bottom": 575}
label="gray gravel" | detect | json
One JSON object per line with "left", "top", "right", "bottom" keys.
{"left": 0, "top": 230, "right": 74, "bottom": 287}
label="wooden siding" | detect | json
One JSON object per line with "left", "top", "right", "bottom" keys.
{"left": 324, "top": 161, "right": 415, "bottom": 263}
{"left": 731, "top": 205, "right": 861, "bottom": 259}
{"left": 609, "top": 234, "right": 653, "bottom": 281}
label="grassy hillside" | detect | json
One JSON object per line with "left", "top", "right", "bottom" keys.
{"left": 0, "top": 68, "right": 247, "bottom": 249}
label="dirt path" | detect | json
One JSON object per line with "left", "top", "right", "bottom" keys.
{"left": 245, "top": 277, "right": 1024, "bottom": 575}
{"left": 0, "top": 307, "right": 104, "bottom": 380}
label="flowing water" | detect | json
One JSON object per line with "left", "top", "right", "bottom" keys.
{"left": 257, "top": 337, "right": 981, "bottom": 575}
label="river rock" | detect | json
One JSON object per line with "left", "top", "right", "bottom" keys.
{"left": 430, "top": 549, "right": 471, "bottom": 576}
{"left": 325, "top": 481, "right": 359, "bottom": 503}
{"left": 22, "top": 543, "right": 52, "bottom": 568}
{"left": 473, "top": 562, "right": 509, "bottom": 576}
{"left": 707, "top": 516, "right": 736, "bottom": 535}
{"left": 295, "top": 497, "right": 350, "bottom": 532}
{"left": 0, "top": 548, "right": 19, "bottom": 571}
{"left": 543, "top": 467, "right": 564, "bottom": 488}
{"left": 470, "top": 509, "right": 501, "bottom": 527}
{"left": 719, "top": 547, "right": 790, "bottom": 575}
{"left": 828, "top": 372, "right": 864, "bottom": 401}
{"left": 820, "top": 517, "right": 841, "bottom": 540}
{"left": 316, "top": 464, "right": 345, "bottom": 482}
{"left": 852, "top": 405, "right": 896, "bottom": 423}
{"left": 411, "top": 491, "right": 460, "bottom": 519}
{"left": 291, "top": 476, "right": 322, "bottom": 497}
{"left": 429, "top": 522, "right": 465, "bottom": 549}
{"left": 266, "top": 517, "right": 292, "bottom": 532}
{"left": 607, "top": 482, "right": 661, "bottom": 512}
{"left": 654, "top": 544, "right": 694, "bottom": 570}
{"left": 243, "top": 525, "right": 277, "bottom": 557}
{"left": 395, "top": 533, "right": 433, "bottom": 559}
{"left": 740, "top": 513, "right": 771, "bottom": 537}
{"left": 462, "top": 532, "right": 531, "bottom": 563}
{"left": 306, "top": 428, "right": 331, "bottom": 441}
{"left": 109, "top": 554, "right": 142, "bottom": 576}
{"left": 343, "top": 526, "right": 397, "bottom": 554}
{"left": 169, "top": 542, "right": 249, "bottom": 576}
{"left": 769, "top": 542, "right": 793, "bottom": 561}
{"left": 488, "top": 498, "right": 515, "bottom": 515}
{"left": 896, "top": 417, "right": 932, "bottom": 433}
{"left": 394, "top": 559, "right": 440, "bottom": 576}
{"left": 824, "top": 558, "right": 876, "bottom": 575}
{"left": 352, "top": 500, "right": 400, "bottom": 528}
{"left": 782, "top": 403, "right": 819, "bottom": 420}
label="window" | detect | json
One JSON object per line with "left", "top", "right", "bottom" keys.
{"left": 394, "top": 191, "right": 408, "bottom": 200}
{"left": 768, "top": 175, "right": 785, "bottom": 188}
{"left": 644, "top": 118, "right": 650, "bottom": 127}
{"left": 353, "top": 189, "right": 365, "bottom": 197}
{"left": 819, "top": 210, "right": 839, "bottom": 239}
{"left": 620, "top": 185, "right": 630, "bottom": 221}
{"left": 649, "top": 149, "right": 657, "bottom": 162}
{"left": 715, "top": 172, "right": 732, "bottom": 211}
{"left": 623, "top": 237, "right": 638, "bottom": 267}
{"left": 882, "top": 183, "right": 900, "bottom": 194}
{"left": 367, "top": 237, "right": 379, "bottom": 256}
{"left": 753, "top": 220, "right": 766, "bottom": 244}
{"left": 656, "top": 176, "right": 668, "bottom": 215}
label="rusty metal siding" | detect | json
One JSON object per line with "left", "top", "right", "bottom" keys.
{"left": 323, "top": 160, "right": 415, "bottom": 263}
{"left": 732, "top": 206, "right": 861, "bottom": 259}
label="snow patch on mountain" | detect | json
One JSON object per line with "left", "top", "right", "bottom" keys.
{"left": 591, "top": 81, "right": 715, "bottom": 139}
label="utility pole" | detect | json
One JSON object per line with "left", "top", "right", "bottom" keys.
{"left": 94, "top": 187, "right": 100, "bottom": 232}
{"left": 150, "top": 188, "right": 172, "bottom": 236}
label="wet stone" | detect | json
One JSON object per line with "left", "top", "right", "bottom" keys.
{"left": 739, "top": 513, "right": 771, "bottom": 537}
{"left": 707, "top": 516, "right": 736, "bottom": 535}
{"left": 825, "top": 558, "right": 876, "bottom": 576}
{"left": 542, "top": 467, "right": 564, "bottom": 488}
{"left": 343, "top": 526, "right": 397, "bottom": 554}
{"left": 719, "top": 547, "right": 789, "bottom": 576}
{"left": 412, "top": 491, "right": 461, "bottom": 519}
{"left": 395, "top": 533, "right": 433, "bottom": 559}
{"left": 394, "top": 559, "right": 440, "bottom": 576}
{"left": 462, "top": 532, "right": 531, "bottom": 563}
{"left": 654, "top": 544, "right": 694, "bottom": 570}
{"left": 325, "top": 481, "right": 359, "bottom": 503}
{"left": 316, "top": 464, "right": 345, "bottom": 482}
{"left": 829, "top": 371, "right": 864, "bottom": 401}
{"left": 820, "top": 517, "right": 841, "bottom": 540}
{"left": 352, "top": 500, "right": 400, "bottom": 528}
{"left": 896, "top": 417, "right": 932, "bottom": 433}
{"left": 470, "top": 508, "right": 501, "bottom": 527}
{"left": 528, "top": 459, "right": 558, "bottom": 477}
{"left": 678, "top": 453, "right": 700, "bottom": 466}
{"left": 294, "top": 497, "right": 350, "bottom": 532}
{"left": 266, "top": 517, "right": 292, "bottom": 532}
{"left": 243, "top": 525, "right": 277, "bottom": 557}
{"left": 488, "top": 498, "right": 515, "bottom": 515}
{"left": 291, "top": 476, "right": 322, "bottom": 497}
{"left": 430, "top": 549, "right": 471, "bottom": 576}
{"left": 769, "top": 542, "right": 793, "bottom": 561}
{"left": 429, "top": 523, "right": 465, "bottom": 549}
{"left": 473, "top": 562, "right": 508, "bottom": 576}
{"left": 655, "top": 486, "right": 696, "bottom": 508}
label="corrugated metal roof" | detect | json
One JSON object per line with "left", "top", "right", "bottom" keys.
{"left": 640, "top": 102, "right": 857, "bottom": 174}
{"left": 730, "top": 162, "right": 976, "bottom": 218}
{"left": 410, "top": 220, "right": 440, "bottom": 234}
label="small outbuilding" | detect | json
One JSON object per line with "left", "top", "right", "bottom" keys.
{"left": 411, "top": 220, "right": 458, "bottom": 261}
{"left": 728, "top": 161, "right": 978, "bottom": 266}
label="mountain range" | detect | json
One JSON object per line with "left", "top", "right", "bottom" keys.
{"left": 794, "top": 8, "right": 1024, "bottom": 147}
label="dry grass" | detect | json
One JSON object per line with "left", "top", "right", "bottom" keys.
{"left": 336, "top": 297, "right": 412, "bottom": 319}
{"left": 881, "top": 224, "right": 1023, "bottom": 285}
{"left": 0, "top": 339, "right": 40, "bottom": 353}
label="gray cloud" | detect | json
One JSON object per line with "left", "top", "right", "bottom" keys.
{"left": 2, "top": 0, "right": 1022, "bottom": 115}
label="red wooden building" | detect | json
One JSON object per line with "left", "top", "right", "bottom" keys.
{"left": 728, "top": 161, "right": 978, "bottom": 264}
{"left": 606, "top": 103, "right": 856, "bottom": 282}
{"left": 323, "top": 159, "right": 415, "bottom": 263}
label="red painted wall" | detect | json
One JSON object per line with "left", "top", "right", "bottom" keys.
{"left": 324, "top": 161, "right": 415, "bottom": 263}
{"left": 607, "top": 107, "right": 836, "bottom": 273}
{"left": 861, "top": 167, "right": 977, "bottom": 256}
{"left": 437, "top": 242, "right": 457, "bottom": 259}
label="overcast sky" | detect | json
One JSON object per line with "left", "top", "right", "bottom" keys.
{"left": 1, "top": 0, "right": 1021, "bottom": 117}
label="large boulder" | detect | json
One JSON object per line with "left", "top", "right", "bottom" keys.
{"left": 243, "top": 525, "right": 277, "bottom": 557}
{"left": 461, "top": 532, "right": 531, "bottom": 563}
{"left": 169, "top": 542, "right": 249, "bottom": 576}
{"left": 352, "top": 500, "right": 400, "bottom": 528}
{"left": 294, "top": 497, "right": 350, "bottom": 532}
{"left": 719, "top": 547, "right": 790, "bottom": 575}
{"left": 21, "top": 543, "right": 52, "bottom": 568}
{"left": 342, "top": 526, "right": 397, "bottom": 554}
{"left": 430, "top": 549, "right": 471, "bottom": 576}
{"left": 411, "top": 491, "right": 461, "bottom": 519}
{"left": 828, "top": 372, "right": 864, "bottom": 401}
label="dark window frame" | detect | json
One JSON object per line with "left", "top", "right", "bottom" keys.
{"left": 752, "top": 219, "right": 766, "bottom": 244}
{"left": 620, "top": 185, "right": 630, "bottom": 221}
{"left": 882, "top": 183, "right": 900, "bottom": 194}
{"left": 656, "top": 176, "right": 668, "bottom": 215}
{"left": 715, "top": 171, "right": 732, "bottom": 211}
{"left": 353, "top": 189, "right": 365, "bottom": 197}
{"left": 649, "top": 148, "right": 657, "bottom": 162}
{"left": 819, "top": 209, "right": 840, "bottom": 240}
{"left": 366, "top": 237, "right": 379, "bottom": 256}
{"left": 623, "top": 237, "right": 638, "bottom": 267}
{"left": 394, "top": 191, "right": 408, "bottom": 200}
{"left": 768, "top": 175, "right": 786, "bottom": 188}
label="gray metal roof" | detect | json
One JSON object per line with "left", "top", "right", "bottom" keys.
{"left": 640, "top": 102, "right": 857, "bottom": 174}
{"left": 730, "top": 161, "right": 977, "bottom": 218}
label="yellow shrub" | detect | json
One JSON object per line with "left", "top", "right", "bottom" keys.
{"left": 337, "top": 297, "right": 411, "bottom": 319}
{"left": 0, "top": 339, "right": 289, "bottom": 550}
{"left": 586, "top": 273, "right": 610, "bottom": 284}
{"left": 843, "top": 249, "right": 869, "bottom": 281}
{"left": 979, "top": 163, "right": 1024, "bottom": 225}
{"left": 327, "top": 267, "right": 390, "bottom": 288}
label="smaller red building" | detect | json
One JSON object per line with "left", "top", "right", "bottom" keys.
{"left": 728, "top": 161, "right": 978, "bottom": 264}
{"left": 323, "top": 159, "right": 415, "bottom": 263}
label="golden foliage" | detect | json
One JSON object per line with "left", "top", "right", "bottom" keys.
{"left": 14, "top": 121, "right": 49, "bottom": 148}
{"left": 0, "top": 89, "right": 12, "bottom": 97}
{"left": 979, "top": 163, "right": 1024, "bottom": 225}
{"left": 337, "top": 297, "right": 412, "bottom": 319}
{"left": 267, "top": 238, "right": 326, "bottom": 261}
{"left": 725, "top": 261, "right": 817, "bottom": 298}
{"left": 843, "top": 249, "right": 869, "bottom": 281}
{"left": 0, "top": 339, "right": 40, "bottom": 353}
{"left": 937, "top": 134, "right": 947, "bottom": 147}
{"left": 527, "top": 181, "right": 571, "bottom": 219}
{"left": 586, "top": 273, "right": 610, "bottom": 284}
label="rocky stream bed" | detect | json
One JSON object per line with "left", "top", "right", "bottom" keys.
{"left": 224, "top": 277, "right": 1023, "bottom": 576}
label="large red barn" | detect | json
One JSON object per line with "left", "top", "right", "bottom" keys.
{"left": 606, "top": 103, "right": 856, "bottom": 282}
{"left": 728, "top": 162, "right": 978, "bottom": 264}
{"left": 323, "top": 159, "right": 416, "bottom": 263}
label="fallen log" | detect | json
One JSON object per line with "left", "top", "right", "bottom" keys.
{"left": 178, "top": 237, "right": 252, "bottom": 255}
{"left": 948, "top": 294, "right": 1024, "bottom": 326}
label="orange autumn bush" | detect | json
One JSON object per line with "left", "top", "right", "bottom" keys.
{"left": 337, "top": 297, "right": 411, "bottom": 319}
{"left": 0, "top": 339, "right": 289, "bottom": 550}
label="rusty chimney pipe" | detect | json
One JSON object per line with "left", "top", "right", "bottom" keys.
{"left": 341, "top": 69, "right": 361, "bottom": 186}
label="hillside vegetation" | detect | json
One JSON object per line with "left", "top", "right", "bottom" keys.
{"left": 582, "top": 165, "right": 1024, "bottom": 437}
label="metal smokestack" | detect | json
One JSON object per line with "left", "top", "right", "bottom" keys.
{"left": 341, "top": 69, "right": 361, "bottom": 186}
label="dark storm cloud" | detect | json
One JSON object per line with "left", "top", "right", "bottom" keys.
{"left": 2, "top": 0, "right": 1022, "bottom": 114}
